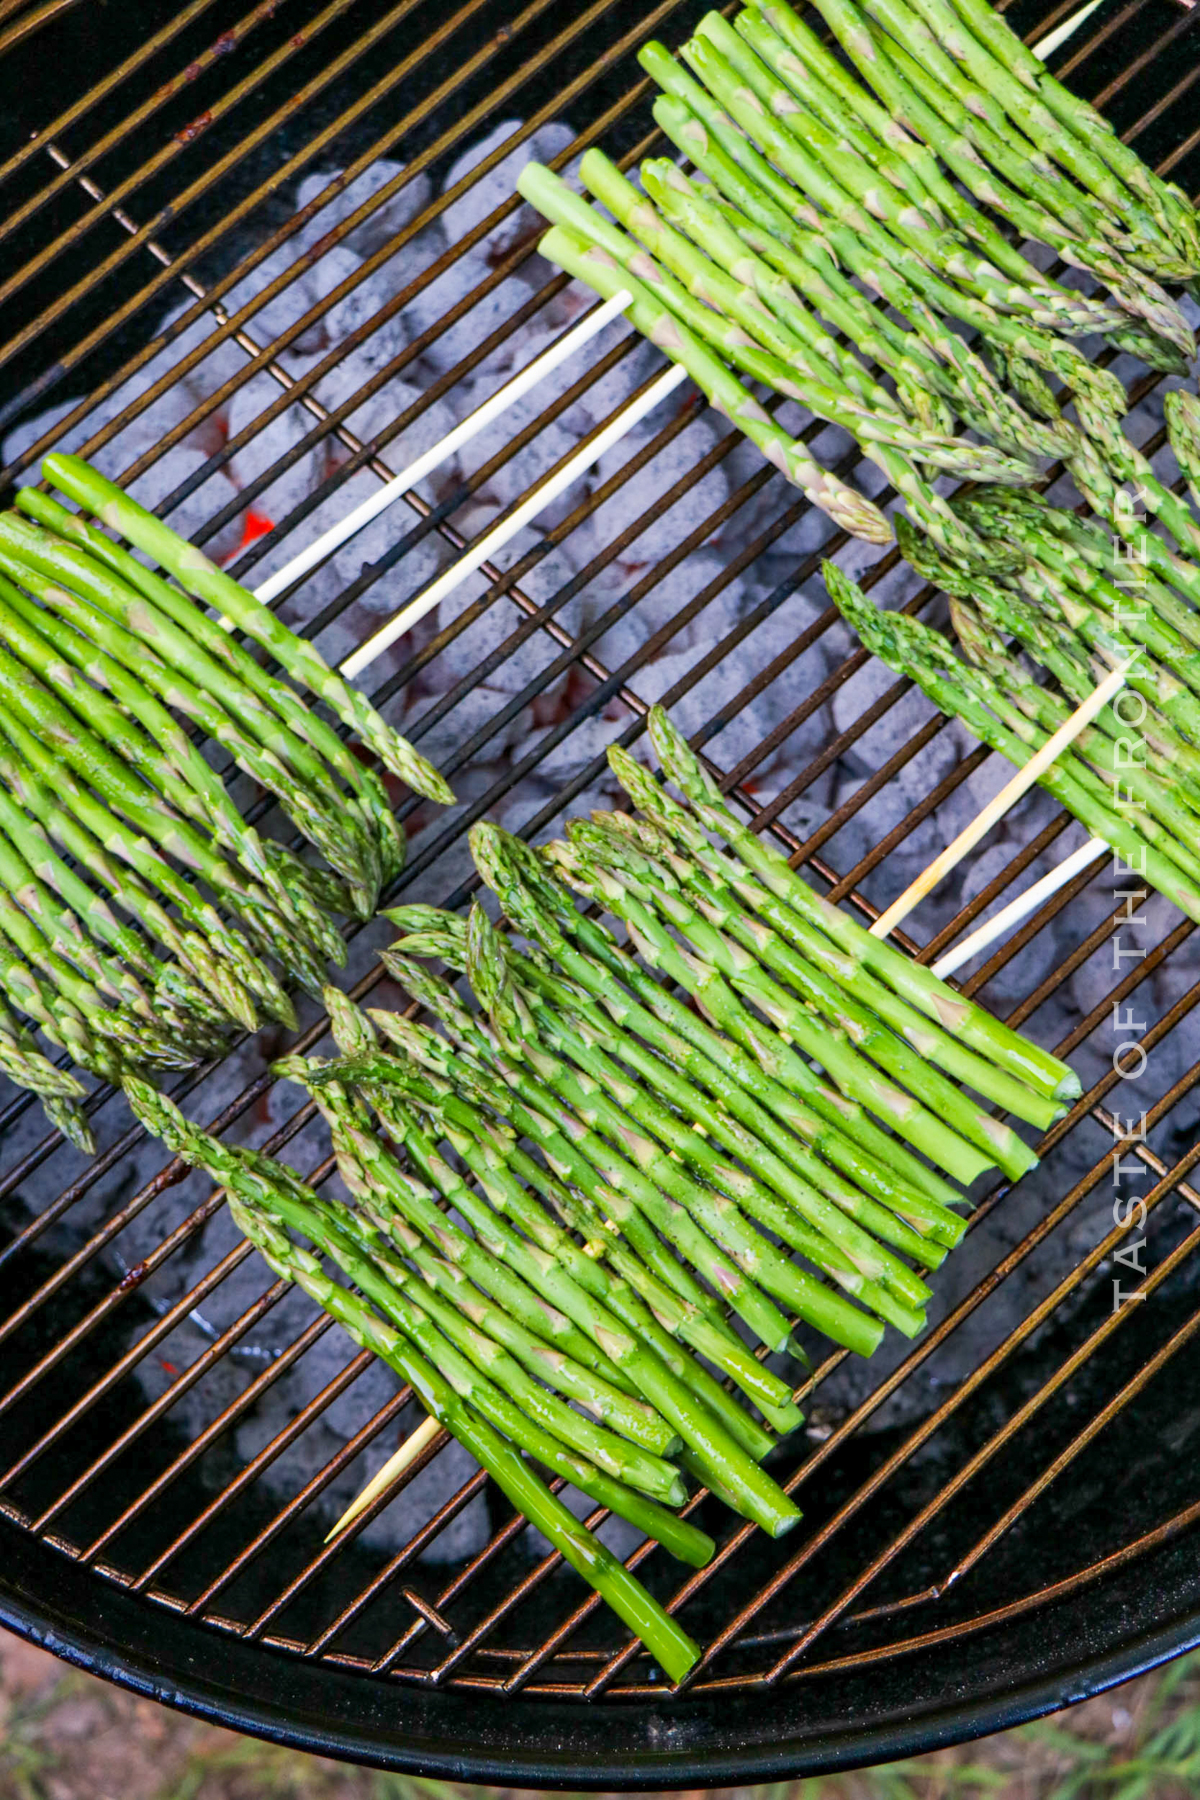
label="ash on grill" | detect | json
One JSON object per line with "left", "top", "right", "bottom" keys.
{"left": 2, "top": 116, "right": 1197, "bottom": 1571}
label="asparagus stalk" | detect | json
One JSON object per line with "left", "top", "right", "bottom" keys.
{"left": 905, "top": 538, "right": 1200, "bottom": 805}
{"left": 645, "top": 704, "right": 1079, "bottom": 1102}
{"left": 940, "top": 0, "right": 1200, "bottom": 262}
{"left": 571, "top": 818, "right": 995, "bottom": 1189}
{"left": 647, "top": 86, "right": 1071, "bottom": 466}
{"left": 12, "top": 491, "right": 402, "bottom": 897}
{"left": 0, "top": 723, "right": 257, "bottom": 1031}
{"left": 735, "top": 2, "right": 1133, "bottom": 340}
{"left": 366, "top": 985, "right": 808, "bottom": 1357}
{"left": 319, "top": 991, "right": 798, "bottom": 1440}
{"left": 598, "top": 807, "right": 1039, "bottom": 1178}
{"left": 950, "top": 595, "right": 1200, "bottom": 887}
{"left": 591, "top": 152, "right": 1035, "bottom": 493}
{"left": 0, "top": 514, "right": 381, "bottom": 915}
{"left": 676, "top": 25, "right": 1126, "bottom": 420}
{"left": 303, "top": 1029, "right": 808, "bottom": 1526}
{"left": 836, "top": 4, "right": 1196, "bottom": 348}
{"left": 464, "top": 951, "right": 902, "bottom": 1340}
{"left": 276, "top": 1049, "right": 675, "bottom": 1439}
{"left": 361, "top": 992, "right": 808, "bottom": 1415}
{"left": 461, "top": 903, "right": 923, "bottom": 1320}
{"left": 121, "top": 1077, "right": 707, "bottom": 1672}
{"left": 0, "top": 991, "right": 86, "bottom": 1100}
{"left": 0, "top": 816, "right": 153, "bottom": 1016}
{"left": 858, "top": 0, "right": 1189, "bottom": 260}
{"left": 958, "top": 494, "right": 1200, "bottom": 736}
{"left": 0, "top": 647, "right": 297, "bottom": 1022}
{"left": 0, "top": 540, "right": 373, "bottom": 918}
{"left": 310, "top": 1123, "right": 687, "bottom": 1503}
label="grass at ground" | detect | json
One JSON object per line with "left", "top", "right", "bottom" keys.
{"left": 5, "top": 1628, "right": 1200, "bottom": 1800}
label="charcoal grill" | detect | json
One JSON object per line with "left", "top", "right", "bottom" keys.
{"left": 2, "top": 0, "right": 1200, "bottom": 1782}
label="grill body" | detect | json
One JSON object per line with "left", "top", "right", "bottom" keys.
{"left": 1, "top": 0, "right": 1200, "bottom": 1780}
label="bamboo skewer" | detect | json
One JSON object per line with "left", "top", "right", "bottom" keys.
{"left": 324, "top": 1414, "right": 445, "bottom": 1542}
{"left": 869, "top": 661, "right": 1132, "bottom": 941}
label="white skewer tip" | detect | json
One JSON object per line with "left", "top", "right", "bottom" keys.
{"left": 930, "top": 835, "right": 1109, "bottom": 980}
{"left": 324, "top": 1414, "right": 443, "bottom": 1543}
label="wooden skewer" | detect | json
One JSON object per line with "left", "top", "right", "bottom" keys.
{"left": 868, "top": 660, "right": 1132, "bottom": 942}
{"left": 324, "top": 1414, "right": 444, "bottom": 1543}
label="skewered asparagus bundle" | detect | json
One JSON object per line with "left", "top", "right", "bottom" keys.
{"left": 518, "top": 0, "right": 1200, "bottom": 562}
{"left": 0, "top": 454, "right": 457, "bottom": 1131}
{"left": 121, "top": 1074, "right": 708, "bottom": 1684}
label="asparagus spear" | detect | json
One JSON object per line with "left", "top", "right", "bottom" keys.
{"left": 940, "top": 0, "right": 1200, "bottom": 262}
{"left": 899, "top": 531, "right": 1200, "bottom": 806}
{"left": 0, "top": 568, "right": 338, "bottom": 979}
{"left": 372, "top": 1053, "right": 796, "bottom": 1458}
{"left": 0, "top": 645, "right": 298, "bottom": 1020}
{"left": 0, "top": 743, "right": 262, "bottom": 1035}
{"left": 631, "top": 158, "right": 1039, "bottom": 501}
{"left": 1165, "top": 391, "right": 1200, "bottom": 514}
{"left": 363, "top": 986, "right": 813, "bottom": 1393}
{"left": 676, "top": 26, "right": 1126, "bottom": 421}
{"left": 596, "top": 151, "right": 1033, "bottom": 491}
{"left": 859, "top": 0, "right": 1189, "bottom": 260}
{"left": 1001, "top": 492, "right": 1200, "bottom": 662}
{"left": 645, "top": 705, "right": 1079, "bottom": 1101}
{"left": 366, "top": 984, "right": 814, "bottom": 1356}
{"left": 0, "top": 817, "right": 154, "bottom": 1016}
{"left": 275, "top": 1049, "right": 675, "bottom": 1435}
{"left": 40, "top": 459, "right": 453, "bottom": 805}
{"left": 0, "top": 995, "right": 96, "bottom": 1152}
{"left": 0, "top": 991, "right": 86, "bottom": 1099}
{"left": 461, "top": 903, "right": 927, "bottom": 1314}
{"left": 539, "top": 158, "right": 1008, "bottom": 561}
{"left": 0, "top": 877, "right": 185, "bottom": 1071}
{"left": 319, "top": 991, "right": 798, "bottom": 1439}
{"left": 121, "top": 1077, "right": 708, "bottom": 1672}
{"left": 832, "top": 3, "right": 1196, "bottom": 350}
{"left": 0, "top": 510, "right": 384, "bottom": 913}
{"left": 600, "top": 806, "right": 1042, "bottom": 1178}
{"left": 958, "top": 493, "right": 1200, "bottom": 730}
{"left": 0, "top": 548, "right": 372, "bottom": 920}
{"left": 311, "top": 1125, "right": 688, "bottom": 1503}
{"left": 571, "top": 818, "right": 996, "bottom": 1188}
{"left": 13, "top": 490, "right": 403, "bottom": 896}
{"left": 735, "top": 2, "right": 1132, "bottom": 340}
{"left": 646, "top": 84, "right": 1072, "bottom": 465}
{"left": 319, "top": 1054, "right": 807, "bottom": 1535}
{"left": 949, "top": 594, "right": 1200, "bottom": 888}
